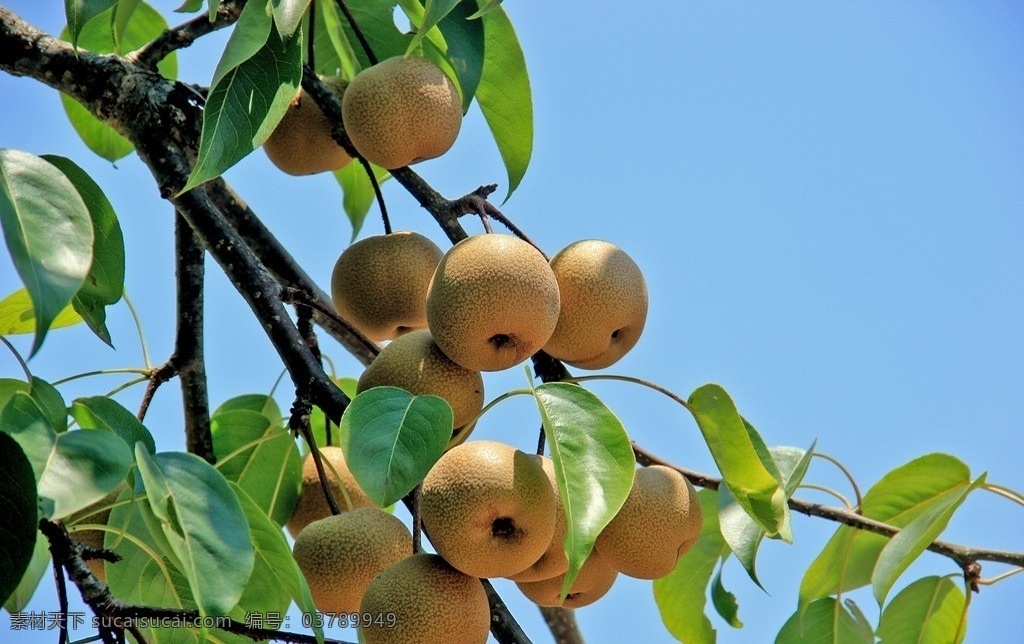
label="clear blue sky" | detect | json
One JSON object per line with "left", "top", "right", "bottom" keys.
{"left": 2, "top": 1, "right": 1022, "bottom": 642}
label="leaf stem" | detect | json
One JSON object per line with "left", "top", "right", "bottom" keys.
{"left": 0, "top": 334, "right": 32, "bottom": 381}
{"left": 564, "top": 374, "right": 694, "bottom": 412}
{"left": 982, "top": 483, "right": 1024, "bottom": 509}
{"left": 464, "top": 388, "right": 533, "bottom": 430}
{"left": 52, "top": 367, "right": 152, "bottom": 386}
{"left": 811, "top": 452, "right": 864, "bottom": 510}
{"left": 796, "top": 484, "right": 852, "bottom": 509}
{"left": 103, "top": 375, "right": 149, "bottom": 398}
{"left": 122, "top": 292, "right": 152, "bottom": 369}
{"left": 977, "top": 567, "right": 1023, "bottom": 586}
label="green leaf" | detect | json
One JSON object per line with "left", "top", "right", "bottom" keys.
{"left": 176, "top": 0, "right": 205, "bottom": 12}
{"left": 0, "top": 432, "right": 38, "bottom": 607}
{"left": 653, "top": 490, "right": 727, "bottom": 644}
{"left": 111, "top": 0, "right": 143, "bottom": 52}
{"left": 0, "top": 288, "right": 83, "bottom": 335}
{"left": 230, "top": 483, "right": 323, "bottom": 642}
{"left": 42, "top": 155, "right": 125, "bottom": 346}
{"left": 30, "top": 376, "right": 68, "bottom": 434}
{"left": 313, "top": 0, "right": 359, "bottom": 79}
{"left": 60, "top": 3, "right": 176, "bottom": 162}
{"left": 70, "top": 396, "right": 157, "bottom": 455}
{"left": 476, "top": 4, "right": 532, "bottom": 200}
{"left": 212, "top": 410, "right": 302, "bottom": 526}
{"left": 271, "top": 0, "right": 311, "bottom": 37}
{"left": 135, "top": 446, "right": 255, "bottom": 616}
{"left": 466, "top": 0, "right": 501, "bottom": 20}
{"left": 532, "top": 382, "right": 635, "bottom": 595}
{"left": 877, "top": 576, "right": 967, "bottom": 644}
{"left": 333, "top": 163, "right": 391, "bottom": 241}
{"left": 309, "top": 377, "right": 358, "bottom": 449}
{"left": 437, "top": 0, "right": 485, "bottom": 111}
{"left": 339, "top": 386, "right": 452, "bottom": 507}
{"left": 213, "top": 393, "right": 283, "bottom": 424}
{"left": 719, "top": 443, "right": 813, "bottom": 588}
{"left": 710, "top": 561, "right": 743, "bottom": 629}
{"left": 872, "top": 474, "right": 986, "bottom": 604}
{"left": 776, "top": 597, "right": 874, "bottom": 643}
{"left": 0, "top": 378, "right": 30, "bottom": 410}
{"left": 1, "top": 392, "right": 132, "bottom": 520}
{"left": 184, "top": 18, "right": 303, "bottom": 192}
{"left": 3, "top": 535, "right": 49, "bottom": 613}
{"left": 212, "top": 0, "right": 274, "bottom": 87}
{"left": 0, "top": 149, "right": 93, "bottom": 356}
{"left": 64, "top": 0, "right": 118, "bottom": 49}
{"left": 406, "top": 0, "right": 459, "bottom": 53}
{"left": 342, "top": 0, "right": 412, "bottom": 70}
{"left": 687, "top": 384, "right": 786, "bottom": 536}
{"left": 799, "top": 454, "right": 972, "bottom": 611}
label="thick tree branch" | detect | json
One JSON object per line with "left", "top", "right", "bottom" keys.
{"left": 631, "top": 443, "right": 1024, "bottom": 571}
{"left": 126, "top": 0, "right": 246, "bottom": 69}
{"left": 539, "top": 607, "right": 585, "bottom": 644}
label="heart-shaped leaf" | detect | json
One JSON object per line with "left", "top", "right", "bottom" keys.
{"left": 71, "top": 396, "right": 156, "bottom": 455}
{"left": 877, "top": 576, "right": 967, "bottom": 643}
{"left": 776, "top": 597, "right": 874, "bottom": 644}
{"left": 339, "top": 386, "right": 453, "bottom": 507}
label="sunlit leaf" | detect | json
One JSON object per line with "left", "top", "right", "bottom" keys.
{"left": 877, "top": 576, "right": 967, "bottom": 644}
{"left": 776, "top": 597, "right": 874, "bottom": 643}
{"left": 406, "top": 0, "right": 459, "bottom": 53}
{"left": 213, "top": 393, "right": 283, "bottom": 425}
{"left": 111, "top": 0, "right": 143, "bottom": 52}
{"left": 0, "top": 149, "right": 93, "bottom": 356}
{"left": 0, "top": 288, "right": 83, "bottom": 335}
{"left": 63, "top": 0, "right": 118, "bottom": 49}
{"left": 70, "top": 396, "right": 157, "bottom": 455}
{"left": 532, "top": 382, "right": 634, "bottom": 596}
{"left": 30, "top": 376, "right": 67, "bottom": 434}
{"left": 333, "top": 163, "right": 391, "bottom": 241}
{"left": 339, "top": 386, "right": 452, "bottom": 507}
{"left": 271, "top": 0, "right": 312, "bottom": 37}
{"left": 212, "top": 0, "right": 274, "bottom": 87}
{"left": 710, "top": 561, "right": 743, "bottom": 629}
{"left": 476, "top": 4, "right": 532, "bottom": 200}
{"left": 653, "top": 490, "right": 726, "bottom": 644}
{"left": 437, "top": 0, "right": 484, "bottom": 111}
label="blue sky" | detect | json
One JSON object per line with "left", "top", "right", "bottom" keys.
{"left": 1, "top": 1, "right": 1022, "bottom": 642}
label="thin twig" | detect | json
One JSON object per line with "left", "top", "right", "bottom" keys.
{"left": 282, "top": 287, "right": 380, "bottom": 359}
{"left": 292, "top": 395, "right": 343, "bottom": 516}
{"left": 813, "top": 452, "right": 864, "bottom": 510}
{"left": 335, "top": 0, "right": 378, "bottom": 65}
{"left": 136, "top": 362, "right": 176, "bottom": 422}
{"left": 126, "top": 0, "right": 245, "bottom": 69}
{"left": 539, "top": 607, "right": 584, "bottom": 644}
{"left": 360, "top": 157, "right": 391, "bottom": 233}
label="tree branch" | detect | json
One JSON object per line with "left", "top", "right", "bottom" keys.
{"left": 126, "top": 0, "right": 246, "bottom": 70}
{"left": 631, "top": 442, "right": 1024, "bottom": 571}
{"left": 539, "top": 607, "right": 585, "bottom": 644}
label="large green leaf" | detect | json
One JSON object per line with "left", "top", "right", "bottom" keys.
{"left": 872, "top": 474, "right": 986, "bottom": 604}
{"left": 476, "top": 3, "right": 532, "bottom": 200}
{"left": 135, "top": 447, "right": 255, "bottom": 616}
{"left": 230, "top": 483, "right": 323, "bottom": 642}
{"left": 0, "top": 432, "right": 38, "bottom": 607}
{"left": 719, "top": 443, "right": 813, "bottom": 587}
{"left": 877, "top": 576, "right": 967, "bottom": 643}
{"left": 70, "top": 396, "right": 157, "bottom": 455}
{"left": 0, "top": 149, "right": 93, "bottom": 356}
{"left": 212, "top": 0, "right": 274, "bottom": 87}
{"left": 212, "top": 410, "right": 302, "bottom": 526}
{"left": 271, "top": 0, "right": 312, "bottom": 37}
{"left": 30, "top": 376, "right": 68, "bottom": 434}
{"left": 3, "top": 535, "right": 49, "bottom": 613}
{"left": 313, "top": 0, "right": 359, "bottom": 79}
{"left": 710, "top": 561, "right": 743, "bottom": 629}
{"left": 333, "top": 163, "right": 391, "bottom": 241}
{"left": 60, "top": 3, "right": 175, "bottom": 162}
{"left": 0, "top": 288, "right": 83, "bottom": 335}
{"left": 532, "top": 382, "right": 635, "bottom": 595}
{"left": 438, "top": 0, "right": 485, "bottom": 111}
{"left": 341, "top": 0, "right": 412, "bottom": 70}
{"left": 1, "top": 392, "right": 132, "bottom": 520}
{"left": 776, "top": 597, "right": 874, "bottom": 643}
{"left": 687, "top": 384, "right": 787, "bottom": 537}
{"left": 213, "top": 393, "right": 283, "bottom": 425}
{"left": 799, "top": 453, "right": 972, "bottom": 611}
{"left": 339, "top": 386, "right": 452, "bottom": 506}
{"left": 42, "top": 155, "right": 125, "bottom": 346}
{"left": 111, "top": 0, "right": 143, "bottom": 52}
{"left": 184, "top": 17, "right": 303, "bottom": 191}
{"left": 406, "top": 0, "right": 459, "bottom": 53}
{"left": 63, "top": 0, "right": 118, "bottom": 49}
{"left": 653, "top": 490, "right": 727, "bottom": 644}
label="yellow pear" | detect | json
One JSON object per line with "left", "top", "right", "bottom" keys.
{"left": 286, "top": 446, "right": 375, "bottom": 539}
{"left": 420, "top": 440, "right": 556, "bottom": 578}
{"left": 357, "top": 329, "right": 484, "bottom": 446}
{"left": 507, "top": 455, "right": 569, "bottom": 582}
{"left": 427, "top": 234, "right": 561, "bottom": 372}
{"left": 342, "top": 56, "right": 462, "bottom": 169}
{"left": 594, "top": 465, "right": 702, "bottom": 579}
{"left": 515, "top": 548, "right": 619, "bottom": 609}
{"left": 331, "top": 231, "right": 444, "bottom": 342}
{"left": 263, "top": 78, "right": 352, "bottom": 175}
{"left": 543, "top": 239, "right": 648, "bottom": 369}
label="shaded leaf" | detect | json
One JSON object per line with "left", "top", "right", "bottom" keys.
{"left": 0, "top": 378, "right": 30, "bottom": 411}
{"left": 313, "top": 0, "right": 359, "bottom": 79}
{"left": 64, "top": 0, "right": 118, "bottom": 49}
{"left": 42, "top": 155, "right": 125, "bottom": 346}
{"left": 872, "top": 474, "right": 986, "bottom": 604}
{"left": 476, "top": 4, "right": 532, "bottom": 200}
{"left": 60, "top": 3, "right": 176, "bottom": 161}
{"left": 0, "top": 432, "right": 38, "bottom": 607}
{"left": 112, "top": 0, "right": 143, "bottom": 52}
{"left": 30, "top": 376, "right": 67, "bottom": 434}
{"left": 213, "top": 393, "right": 283, "bottom": 424}
{"left": 877, "top": 576, "right": 967, "bottom": 644}
{"left": 341, "top": 0, "right": 411, "bottom": 70}
{"left": 70, "top": 396, "right": 157, "bottom": 455}
{"left": 711, "top": 562, "right": 743, "bottom": 629}
{"left": 271, "top": 0, "right": 312, "bottom": 37}
{"left": 776, "top": 597, "right": 874, "bottom": 643}
{"left": 333, "top": 163, "right": 391, "bottom": 241}
{"left": 176, "top": 0, "right": 204, "bottom": 12}
{"left": 688, "top": 384, "right": 786, "bottom": 536}
{"left": 653, "top": 490, "right": 727, "bottom": 644}
{"left": 799, "top": 454, "right": 971, "bottom": 611}
{"left": 406, "top": 0, "right": 459, "bottom": 53}
{"left": 466, "top": 0, "right": 501, "bottom": 20}
{"left": 0, "top": 288, "right": 83, "bottom": 335}
{"left": 2, "top": 535, "right": 49, "bottom": 613}
{"left": 532, "top": 382, "right": 634, "bottom": 596}
{"left": 212, "top": 0, "right": 274, "bottom": 87}
{"left": 212, "top": 410, "right": 302, "bottom": 526}
{"left": 339, "top": 386, "right": 452, "bottom": 507}
{"left": 135, "top": 447, "right": 255, "bottom": 616}
{"left": 0, "top": 149, "right": 93, "bottom": 356}
{"left": 309, "top": 377, "right": 358, "bottom": 449}
{"left": 438, "top": 0, "right": 485, "bottom": 111}
{"left": 184, "top": 18, "right": 303, "bottom": 191}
